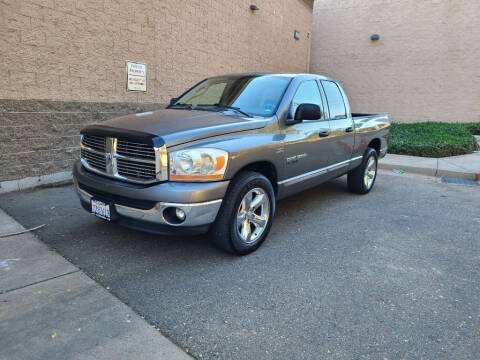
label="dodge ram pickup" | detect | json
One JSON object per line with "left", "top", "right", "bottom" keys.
{"left": 73, "top": 73, "right": 390, "bottom": 255}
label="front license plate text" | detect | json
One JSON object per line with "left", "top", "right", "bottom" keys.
{"left": 91, "top": 200, "right": 110, "bottom": 221}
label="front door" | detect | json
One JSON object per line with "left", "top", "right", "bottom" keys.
{"left": 282, "top": 80, "right": 332, "bottom": 188}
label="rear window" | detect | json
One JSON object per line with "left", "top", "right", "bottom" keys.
{"left": 321, "top": 81, "right": 347, "bottom": 119}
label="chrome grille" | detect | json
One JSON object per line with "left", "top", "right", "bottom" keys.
{"left": 80, "top": 135, "right": 167, "bottom": 184}
{"left": 81, "top": 148, "right": 106, "bottom": 171}
{"left": 117, "top": 158, "right": 156, "bottom": 180}
{"left": 117, "top": 139, "right": 155, "bottom": 160}
{"left": 82, "top": 135, "right": 105, "bottom": 152}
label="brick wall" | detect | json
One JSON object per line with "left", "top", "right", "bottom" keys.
{"left": 0, "top": 99, "right": 160, "bottom": 182}
{"left": 0, "top": 0, "right": 313, "bottom": 182}
{"left": 310, "top": 0, "right": 480, "bottom": 124}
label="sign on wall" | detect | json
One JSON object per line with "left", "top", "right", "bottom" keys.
{"left": 126, "top": 61, "right": 147, "bottom": 92}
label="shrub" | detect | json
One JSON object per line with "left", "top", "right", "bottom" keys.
{"left": 462, "top": 122, "right": 480, "bottom": 135}
{"left": 388, "top": 122, "right": 478, "bottom": 158}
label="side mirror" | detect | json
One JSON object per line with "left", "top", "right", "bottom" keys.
{"left": 294, "top": 103, "right": 322, "bottom": 121}
{"left": 286, "top": 103, "right": 322, "bottom": 125}
{"left": 169, "top": 97, "right": 177, "bottom": 105}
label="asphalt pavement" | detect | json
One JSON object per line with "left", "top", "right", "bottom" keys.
{"left": 0, "top": 170, "right": 479, "bottom": 360}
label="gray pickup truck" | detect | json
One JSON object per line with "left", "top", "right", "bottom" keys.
{"left": 73, "top": 73, "right": 390, "bottom": 255}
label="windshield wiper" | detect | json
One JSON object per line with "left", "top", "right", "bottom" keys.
{"left": 197, "top": 104, "right": 252, "bottom": 118}
{"left": 169, "top": 103, "right": 195, "bottom": 110}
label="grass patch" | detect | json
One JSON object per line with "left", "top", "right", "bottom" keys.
{"left": 388, "top": 122, "right": 478, "bottom": 158}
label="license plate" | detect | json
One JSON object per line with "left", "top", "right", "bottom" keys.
{"left": 91, "top": 200, "right": 110, "bottom": 221}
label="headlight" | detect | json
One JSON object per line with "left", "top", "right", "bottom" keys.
{"left": 169, "top": 148, "right": 228, "bottom": 181}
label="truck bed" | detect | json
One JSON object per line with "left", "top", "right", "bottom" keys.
{"left": 351, "top": 112, "right": 390, "bottom": 158}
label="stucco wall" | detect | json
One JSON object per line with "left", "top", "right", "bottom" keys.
{"left": 0, "top": 0, "right": 313, "bottom": 183}
{"left": 1, "top": 0, "right": 312, "bottom": 103}
{"left": 310, "top": 0, "right": 480, "bottom": 123}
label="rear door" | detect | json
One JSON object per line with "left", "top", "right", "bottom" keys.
{"left": 283, "top": 80, "right": 331, "bottom": 182}
{"left": 320, "top": 80, "right": 355, "bottom": 167}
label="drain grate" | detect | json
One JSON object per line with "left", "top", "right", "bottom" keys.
{"left": 442, "top": 177, "right": 480, "bottom": 186}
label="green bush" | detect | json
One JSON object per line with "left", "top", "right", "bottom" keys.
{"left": 388, "top": 122, "right": 478, "bottom": 158}
{"left": 462, "top": 122, "right": 480, "bottom": 135}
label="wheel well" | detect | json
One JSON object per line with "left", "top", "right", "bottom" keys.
{"left": 234, "top": 161, "right": 278, "bottom": 194}
{"left": 368, "top": 138, "right": 381, "bottom": 155}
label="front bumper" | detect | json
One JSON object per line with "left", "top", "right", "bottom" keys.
{"left": 73, "top": 160, "right": 228, "bottom": 235}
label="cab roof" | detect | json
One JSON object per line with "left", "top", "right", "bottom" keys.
{"left": 208, "top": 72, "right": 337, "bottom": 82}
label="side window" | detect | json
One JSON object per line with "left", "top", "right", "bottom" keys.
{"left": 290, "top": 80, "right": 324, "bottom": 120}
{"left": 321, "top": 81, "right": 347, "bottom": 119}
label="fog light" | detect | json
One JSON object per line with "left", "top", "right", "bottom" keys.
{"left": 163, "top": 207, "right": 186, "bottom": 225}
{"left": 175, "top": 208, "right": 186, "bottom": 221}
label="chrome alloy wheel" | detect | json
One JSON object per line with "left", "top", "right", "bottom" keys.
{"left": 235, "top": 187, "right": 270, "bottom": 244}
{"left": 364, "top": 156, "right": 377, "bottom": 190}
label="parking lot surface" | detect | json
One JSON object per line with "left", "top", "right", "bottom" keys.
{"left": 1, "top": 171, "right": 479, "bottom": 360}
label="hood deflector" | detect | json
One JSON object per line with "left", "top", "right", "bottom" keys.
{"left": 81, "top": 125, "right": 165, "bottom": 147}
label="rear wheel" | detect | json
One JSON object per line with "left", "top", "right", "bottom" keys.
{"left": 210, "top": 171, "right": 275, "bottom": 255}
{"left": 347, "top": 148, "right": 378, "bottom": 194}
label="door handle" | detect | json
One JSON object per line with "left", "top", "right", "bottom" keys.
{"left": 319, "top": 130, "right": 330, "bottom": 137}
{"left": 345, "top": 127, "right": 354, "bottom": 133}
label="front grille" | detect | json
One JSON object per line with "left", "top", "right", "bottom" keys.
{"left": 117, "top": 158, "right": 156, "bottom": 180}
{"left": 81, "top": 148, "right": 106, "bottom": 171}
{"left": 82, "top": 135, "right": 105, "bottom": 152}
{"left": 80, "top": 134, "right": 165, "bottom": 184}
{"left": 117, "top": 139, "right": 155, "bottom": 160}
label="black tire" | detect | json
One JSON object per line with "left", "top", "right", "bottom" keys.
{"left": 347, "top": 148, "right": 378, "bottom": 194}
{"left": 210, "top": 171, "right": 275, "bottom": 255}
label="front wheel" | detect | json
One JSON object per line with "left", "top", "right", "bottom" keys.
{"left": 210, "top": 171, "right": 275, "bottom": 255}
{"left": 347, "top": 148, "right": 378, "bottom": 194}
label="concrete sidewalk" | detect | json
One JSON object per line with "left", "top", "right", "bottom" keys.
{"left": 0, "top": 209, "right": 191, "bottom": 360}
{"left": 379, "top": 151, "right": 480, "bottom": 180}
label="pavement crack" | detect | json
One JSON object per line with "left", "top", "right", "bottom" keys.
{"left": 0, "top": 269, "right": 81, "bottom": 295}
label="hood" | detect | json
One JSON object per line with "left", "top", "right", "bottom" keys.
{"left": 81, "top": 109, "right": 270, "bottom": 147}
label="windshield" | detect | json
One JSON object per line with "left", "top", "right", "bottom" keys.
{"left": 170, "top": 75, "right": 291, "bottom": 117}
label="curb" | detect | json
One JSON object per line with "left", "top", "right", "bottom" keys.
{"left": 379, "top": 155, "right": 478, "bottom": 181}
{"left": 0, "top": 171, "right": 73, "bottom": 195}
{"left": 379, "top": 161, "right": 437, "bottom": 177}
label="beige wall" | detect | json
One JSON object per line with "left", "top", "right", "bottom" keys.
{"left": 0, "top": 0, "right": 312, "bottom": 104}
{"left": 0, "top": 0, "right": 313, "bottom": 183}
{"left": 311, "top": 0, "right": 480, "bottom": 123}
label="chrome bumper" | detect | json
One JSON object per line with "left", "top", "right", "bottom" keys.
{"left": 75, "top": 182, "right": 222, "bottom": 227}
